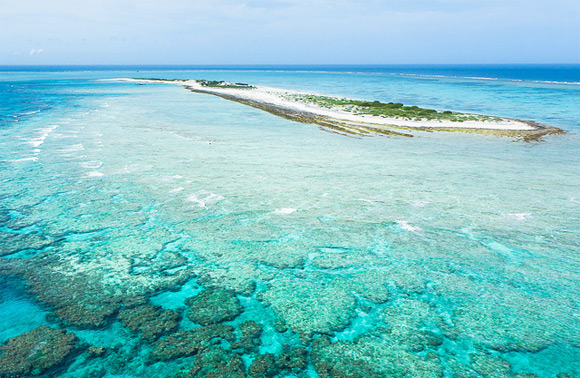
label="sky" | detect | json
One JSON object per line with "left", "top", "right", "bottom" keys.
{"left": 1, "top": 0, "right": 579, "bottom": 65}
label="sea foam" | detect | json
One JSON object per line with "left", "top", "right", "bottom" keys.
{"left": 273, "top": 208, "right": 297, "bottom": 215}
{"left": 187, "top": 191, "right": 225, "bottom": 208}
{"left": 396, "top": 220, "right": 422, "bottom": 233}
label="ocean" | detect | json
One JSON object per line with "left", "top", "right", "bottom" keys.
{"left": 0, "top": 65, "right": 579, "bottom": 377}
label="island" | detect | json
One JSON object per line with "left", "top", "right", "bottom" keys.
{"left": 118, "top": 78, "right": 563, "bottom": 140}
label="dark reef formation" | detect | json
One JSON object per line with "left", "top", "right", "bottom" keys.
{"left": 185, "top": 288, "right": 244, "bottom": 325}
{"left": 1, "top": 248, "right": 192, "bottom": 328}
{"left": 118, "top": 304, "right": 181, "bottom": 341}
{"left": 0, "top": 326, "right": 80, "bottom": 377}
{"left": 231, "top": 321, "right": 263, "bottom": 353}
{"left": 150, "top": 325, "right": 235, "bottom": 362}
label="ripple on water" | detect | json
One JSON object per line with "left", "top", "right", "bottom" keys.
{"left": 80, "top": 161, "right": 103, "bottom": 169}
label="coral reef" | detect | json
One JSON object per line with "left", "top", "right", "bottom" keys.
{"left": 186, "top": 347, "right": 246, "bottom": 378}
{"left": 434, "top": 275, "right": 578, "bottom": 352}
{"left": 87, "top": 346, "right": 106, "bottom": 358}
{"left": 311, "top": 333, "right": 443, "bottom": 378}
{"left": 0, "top": 326, "right": 80, "bottom": 377}
{"left": 304, "top": 298, "right": 447, "bottom": 377}
{"left": 118, "top": 304, "right": 180, "bottom": 341}
{"left": 5, "top": 248, "right": 191, "bottom": 328}
{"left": 150, "top": 324, "right": 235, "bottom": 361}
{"left": 259, "top": 279, "right": 356, "bottom": 341}
{"left": 311, "top": 252, "right": 388, "bottom": 270}
{"left": 195, "top": 262, "right": 272, "bottom": 296}
{"left": 231, "top": 320, "right": 263, "bottom": 353}
{"left": 0, "top": 231, "right": 54, "bottom": 257}
{"left": 380, "top": 298, "right": 445, "bottom": 352}
{"left": 468, "top": 352, "right": 544, "bottom": 378}
{"left": 248, "top": 353, "right": 277, "bottom": 378}
{"left": 185, "top": 288, "right": 244, "bottom": 325}
{"left": 276, "top": 347, "right": 308, "bottom": 374}
{"left": 239, "top": 347, "right": 309, "bottom": 378}
{"left": 326, "top": 271, "right": 390, "bottom": 304}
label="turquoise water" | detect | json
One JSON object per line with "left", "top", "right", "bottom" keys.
{"left": 0, "top": 66, "right": 579, "bottom": 377}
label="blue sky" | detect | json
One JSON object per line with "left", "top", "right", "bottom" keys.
{"left": 1, "top": 0, "right": 579, "bottom": 65}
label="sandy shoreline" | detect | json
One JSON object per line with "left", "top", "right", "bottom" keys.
{"left": 117, "top": 78, "right": 563, "bottom": 139}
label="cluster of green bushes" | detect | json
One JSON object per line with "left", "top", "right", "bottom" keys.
{"left": 292, "top": 94, "right": 500, "bottom": 122}
{"left": 198, "top": 80, "right": 255, "bottom": 89}
{"left": 133, "top": 78, "right": 182, "bottom": 82}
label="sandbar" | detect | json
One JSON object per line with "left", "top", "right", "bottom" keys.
{"left": 117, "top": 78, "right": 563, "bottom": 140}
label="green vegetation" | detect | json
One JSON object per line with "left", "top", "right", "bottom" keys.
{"left": 289, "top": 94, "right": 502, "bottom": 122}
{"left": 133, "top": 78, "right": 184, "bottom": 82}
{"left": 131, "top": 78, "right": 255, "bottom": 89}
{"left": 198, "top": 80, "right": 256, "bottom": 89}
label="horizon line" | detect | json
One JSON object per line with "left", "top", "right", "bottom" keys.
{"left": 1, "top": 63, "right": 580, "bottom": 67}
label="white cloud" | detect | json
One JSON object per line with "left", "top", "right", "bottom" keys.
{"left": 29, "top": 48, "right": 44, "bottom": 55}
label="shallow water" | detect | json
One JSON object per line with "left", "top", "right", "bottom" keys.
{"left": 0, "top": 66, "right": 579, "bottom": 377}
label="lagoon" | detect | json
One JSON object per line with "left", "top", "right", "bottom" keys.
{"left": 0, "top": 65, "right": 579, "bottom": 377}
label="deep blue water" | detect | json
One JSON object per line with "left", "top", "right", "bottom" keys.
{"left": 1, "top": 64, "right": 579, "bottom": 83}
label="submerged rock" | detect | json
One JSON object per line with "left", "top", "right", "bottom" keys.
{"left": 276, "top": 347, "right": 308, "bottom": 373}
{"left": 150, "top": 324, "right": 235, "bottom": 361}
{"left": 249, "top": 347, "right": 308, "bottom": 377}
{"left": 185, "top": 288, "right": 244, "bottom": 325}
{"left": 118, "top": 304, "right": 180, "bottom": 341}
{"left": 231, "top": 320, "right": 263, "bottom": 353}
{"left": 186, "top": 347, "right": 246, "bottom": 378}
{"left": 0, "top": 326, "right": 79, "bottom": 377}
{"left": 274, "top": 319, "right": 287, "bottom": 333}
{"left": 249, "top": 353, "right": 278, "bottom": 378}
{"left": 87, "top": 346, "right": 106, "bottom": 357}
{"left": 259, "top": 279, "right": 356, "bottom": 341}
